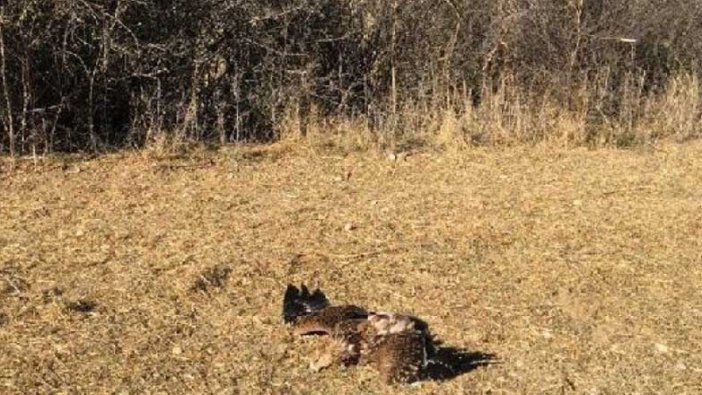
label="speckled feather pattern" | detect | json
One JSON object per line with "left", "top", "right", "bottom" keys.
{"left": 365, "top": 330, "right": 427, "bottom": 384}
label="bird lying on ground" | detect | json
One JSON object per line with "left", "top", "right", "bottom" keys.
{"left": 282, "top": 284, "right": 446, "bottom": 384}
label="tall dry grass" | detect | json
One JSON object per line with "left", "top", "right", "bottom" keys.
{"left": 275, "top": 72, "right": 702, "bottom": 152}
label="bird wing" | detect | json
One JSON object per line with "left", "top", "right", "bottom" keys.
{"left": 282, "top": 284, "right": 330, "bottom": 324}
{"left": 292, "top": 305, "right": 367, "bottom": 336}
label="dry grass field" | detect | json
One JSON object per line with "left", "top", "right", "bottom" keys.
{"left": 1, "top": 141, "right": 701, "bottom": 394}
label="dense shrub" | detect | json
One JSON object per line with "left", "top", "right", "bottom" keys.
{"left": 1, "top": 0, "right": 700, "bottom": 154}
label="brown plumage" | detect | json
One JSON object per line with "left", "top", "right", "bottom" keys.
{"left": 365, "top": 330, "right": 427, "bottom": 384}
{"left": 283, "top": 284, "right": 440, "bottom": 383}
{"left": 292, "top": 305, "right": 368, "bottom": 337}
{"left": 283, "top": 285, "right": 370, "bottom": 366}
{"left": 360, "top": 311, "right": 433, "bottom": 384}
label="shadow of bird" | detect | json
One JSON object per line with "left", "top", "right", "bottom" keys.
{"left": 423, "top": 348, "right": 499, "bottom": 381}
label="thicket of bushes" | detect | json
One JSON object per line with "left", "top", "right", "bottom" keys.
{"left": 1, "top": 0, "right": 701, "bottom": 155}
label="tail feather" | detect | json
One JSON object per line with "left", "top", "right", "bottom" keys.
{"left": 282, "top": 284, "right": 330, "bottom": 323}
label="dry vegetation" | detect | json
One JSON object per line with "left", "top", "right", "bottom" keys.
{"left": 2, "top": 1, "right": 701, "bottom": 393}
{"left": 1, "top": 141, "right": 701, "bottom": 394}
{"left": 2, "top": 1, "right": 702, "bottom": 153}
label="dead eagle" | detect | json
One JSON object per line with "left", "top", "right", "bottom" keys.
{"left": 282, "top": 284, "right": 443, "bottom": 384}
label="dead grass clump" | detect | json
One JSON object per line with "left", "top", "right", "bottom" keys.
{"left": 141, "top": 131, "right": 217, "bottom": 163}
{"left": 225, "top": 143, "right": 292, "bottom": 167}
{"left": 65, "top": 299, "right": 98, "bottom": 314}
{"left": 191, "top": 264, "right": 233, "bottom": 293}
{"left": 640, "top": 73, "right": 702, "bottom": 142}
{"left": 277, "top": 103, "right": 379, "bottom": 154}
{"left": 1, "top": 274, "right": 29, "bottom": 296}
{"left": 41, "top": 287, "right": 64, "bottom": 304}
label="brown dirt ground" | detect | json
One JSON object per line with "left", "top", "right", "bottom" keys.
{"left": 1, "top": 142, "right": 701, "bottom": 394}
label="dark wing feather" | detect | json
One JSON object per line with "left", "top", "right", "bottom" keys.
{"left": 282, "top": 284, "right": 330, "bottom": 323}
